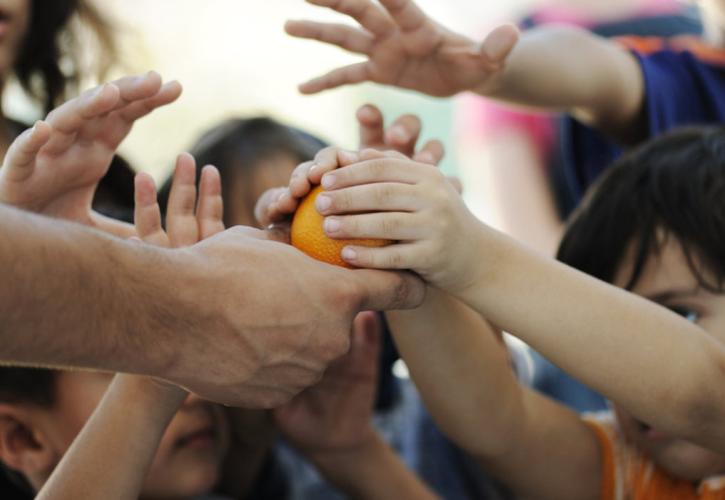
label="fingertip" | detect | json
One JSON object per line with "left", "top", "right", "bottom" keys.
{"left": 356, "top": 104, "right": 382, "bottom": 124}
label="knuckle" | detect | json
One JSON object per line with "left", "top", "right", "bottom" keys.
{"left": 386, "top": 250, "right": 405, "bottom": 269}
{"left": 374, "top": 184, "right": 394, "bottom": 206}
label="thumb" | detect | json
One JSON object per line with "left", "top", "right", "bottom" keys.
{"left": 351, "top": 270, "right": 425, "bottom": 311}
{"left": 480, "top": 24, "right": 519, "bottom": 64}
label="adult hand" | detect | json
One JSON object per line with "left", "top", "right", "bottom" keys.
{"left": 287, "top": 0, "right": 519, "bottom": 97}
{"left": 160, "top": 226, "right": 424, "bottom": 407}
{"left": 0, "top": 71, "right": 181, "bottom": 238}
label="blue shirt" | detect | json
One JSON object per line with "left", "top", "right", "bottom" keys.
{"left": 561, "top": 36, "right": 725, "bottom": 202}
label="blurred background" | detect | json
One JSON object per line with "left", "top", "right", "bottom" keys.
{"left": 6, "top": 0, "right": 533, "bottom": 183}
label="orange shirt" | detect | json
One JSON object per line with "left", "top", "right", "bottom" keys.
{"left": 585, "top": 413, "right": 725, "bottom": 500}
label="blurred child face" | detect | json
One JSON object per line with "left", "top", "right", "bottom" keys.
{"left": 611, "top": 236, "right": 725, "bottom": 481}
{"left": 33, "top": 371, "right": 230, "bottom": 498}
{"left": 227, "top": 154, "right": 299, "bottom": 227}
{"left": 0, "top": 0, "right": 30, "bottom": 79}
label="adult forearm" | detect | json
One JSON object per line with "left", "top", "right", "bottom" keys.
{"left": 459, "top": 226, "right": 725, "bottom": 450}
{"left": 479, "top": 26, "right": 643, "bottom": 135}
{"left": 386, "top": 289, "right": 524, "bottom": 458}
{"left": 0, "top": 205, "right": 180, "bottom": 375}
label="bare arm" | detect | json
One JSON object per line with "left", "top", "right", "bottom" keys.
{"left": 36, "top": 376, "right": 186, "bottom": 500}
{"left": 386, "top": 288, "right": 601, "bottom": 500}
{"left": 456, "top": 228, "right": 725, "bottom": 452}
{"left": 288, "top": 0, "right": 644, "bottom": 137}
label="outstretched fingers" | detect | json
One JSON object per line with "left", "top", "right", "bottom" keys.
{"left": 305, "top": 0, "right": 395, "bottom": 37}
{"left": 134, "top": 173, "right": 168, "bottom": 247}
{"left": 1, "top": 121, "right": 51, "bottom": 183}
{"left": 118, "top": 80, "right": 183, "bottom": 122}
{"left": 298, "top": 62, "right": 371, "bottom": 94}
{"left": 165, "top": 153, "right": 199, "bottom": 247}
{"left": 197, "top": 165, "right": 225, "bottom": 239}
{"left": 285, "top": 20, "right": 374, "bottom": 55}
{"left": 43, "top": 83, "right": 120, "bottom": 153}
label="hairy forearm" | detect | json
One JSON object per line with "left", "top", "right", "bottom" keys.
{"left": 459, "top": 226, "right": 725, "bottom": 451}
{"left": 479, "top": 26, "right": 644, "bottom": 137}
{"left": 36, "top": 375, "right": 186, "bottom": 500}
{"left": 385, "top": 288, "right": 525, "bottom": 458}
{"left": 0, "top": 205, "right": 183, "bottom": 375}
{"left": 309, "top": 433, "right": 438, "bottom": 500}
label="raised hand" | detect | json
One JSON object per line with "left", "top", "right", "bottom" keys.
{"left": 274, "top": 311, "right": 382, "bottom": 455}
{"left": 0, "top": 72, "right": 182, "bottom": 236}
{"left": 287, "top": 0, "right": 519, "bottom": 96}
{"left": 134, "top": 153, "right": 224, "bottom": 248}
{"left": 255, "top": 104, "right": 444, "bottom": 228}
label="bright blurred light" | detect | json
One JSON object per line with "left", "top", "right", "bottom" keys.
{"left": 98, "top": 0, "right": 531, "bottom": 180}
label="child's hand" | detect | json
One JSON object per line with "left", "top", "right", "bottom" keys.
{"left": 134, "top": 152, "right": 224, "bottom": 249}
{"left": 287, "top": 0, "right": 519, "bottom": 97}
{"left": 255, "top": 105, "right": 444, "bottom": 229}
{"left": 0, "top": 72, "right": 182, "bottom": 238}
{"left": 314, "top": 151, "right": 483, "bottom": 293}
{"left": 274, "top": 311, "right": 382, "bottom": 457}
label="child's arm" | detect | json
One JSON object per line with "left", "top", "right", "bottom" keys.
{"left": 36, "top": 154, "right": 226, "bottom": 500}
{"left": 0, "top": 71, "right": 182, "bottom": 238}
{"left": 36, "top": 376, "right": 187, "bottom": 500}
{"left": 386, "top": 288, "right": 602, "bottom": 500}
{"left": 275, "top": 311, "right": 438, "bottom": 499}
{"left": 313, "top": 152, "right": 725, "bottom": 454}
{"left": 288, "top": 0, "right": 643, "bottom": 140}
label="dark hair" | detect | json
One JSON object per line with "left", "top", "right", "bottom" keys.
{"left": 15, "top": 0, "right": 117, "bottom": 114}
{"left": 158, "top": 117, "right": 328, "bottom": 226}
{"left": 557, "top": 126, "right": 725, "bottom": 292}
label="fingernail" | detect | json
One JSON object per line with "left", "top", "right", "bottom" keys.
{"left": 324, "top": 218, "right": 341, "bottom": 233}
{"left": 316, "top": 194, "right": 332, "bottom": 212}
{"left": 308, "top": 162, "right": 319, "bottom": 174}
{"left": 321, "top": 175, "right": 335, "bottom": 189}
{"left": 277, "top": 191, "right": 287, "bottom": 203}
{"left": 342, "top": 247, "right": 357, "bottom": 261}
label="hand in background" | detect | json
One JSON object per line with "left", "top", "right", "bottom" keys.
{"left": 0, "top": 71, "right": 181, "bottom": 238}
{"left": 287, "top": 0, "right": 518, "bottom": 97}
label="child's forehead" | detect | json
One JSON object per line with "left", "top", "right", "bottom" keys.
{"left": 615, "top": 236, "right": 699, "bottom": 295}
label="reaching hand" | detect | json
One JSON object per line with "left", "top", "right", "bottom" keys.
{"left": 287, "top": 0, "right": 519, "bottom": 97}
{"left": 134, "top": 153, "right": 225, "bottom": 248}
{"left": 0, "top": 72, "right": 182, "bottom": 237}
{"left": 312, "top": 149, "right": 481, "bottom": 293}
{"left": 274, "top": 311, "right": 382, "bottom": 455}
{"left": 255, "top": 104, "right": 444, "bottom": 229}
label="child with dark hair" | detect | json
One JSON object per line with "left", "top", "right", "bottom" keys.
{"left": 266, "top": 126, "right": 725, "bottom": 498}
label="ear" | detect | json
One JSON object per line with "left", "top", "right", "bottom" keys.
{"left": 0, "top": 405, "right": 56, "bottom": 478}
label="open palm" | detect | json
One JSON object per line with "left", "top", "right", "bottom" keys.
{"left": 0, "top": 72, "right": 181, "bottom": 232}
{"left": 287, "top": 0, "right": 518, "bottom": 97}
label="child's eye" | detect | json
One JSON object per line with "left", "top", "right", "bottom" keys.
{"left": 667, "top": 306, "right": 700, "bottom": 323}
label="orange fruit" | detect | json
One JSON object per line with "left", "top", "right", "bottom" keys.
{"left": 291, "top": 186, "right": 391, "bottom": 267}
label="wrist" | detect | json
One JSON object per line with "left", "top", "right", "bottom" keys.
{"left": 304, "top": 425, "right": 380, "bottom": 470}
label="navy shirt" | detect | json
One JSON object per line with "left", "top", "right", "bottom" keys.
{"left": 562, "top": 36, "right": 725, "bottom": 202}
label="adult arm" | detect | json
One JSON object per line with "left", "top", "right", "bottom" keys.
{"left": 0, "top": 204, "right": 424, "bottom": 406}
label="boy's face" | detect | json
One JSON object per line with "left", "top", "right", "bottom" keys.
{"left": 34, "top": 372, "right": 230, "bottom": 498}
{"left": 611, "top": 236, "right": 725, "bottom": 481}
